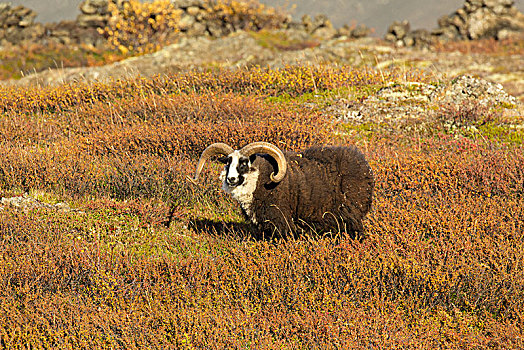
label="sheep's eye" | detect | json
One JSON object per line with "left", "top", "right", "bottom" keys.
{"left": 238, "top": 159, "right": 249, "bottom": 171}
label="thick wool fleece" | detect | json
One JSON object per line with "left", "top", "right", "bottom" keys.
{"left": 240, "top": 146, "right": 374, "bottom": 237}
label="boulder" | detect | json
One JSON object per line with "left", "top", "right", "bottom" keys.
{"left": 175, "top": 0, "right": 209, "bottom": 9}
{"left": 312, "top": 26, "right": 337, "bottom": 40}
{"left": 388, "top": 20, "right": 410, "bottom": 40}
{"left": 77, "top": 14, "right": 107, "bottom": 28}
{"left": 0, "top": 4, "right": 37, "bottom": 28}
{"left": 186, "top": 6, "right": 201, "bottom": 17}
{"left": 178, "top": 14, "right": 196, "bottom": 31}
{"left": 206, "top": 21, "right": 226, "bottom": 37}
{"left": 186, "top": 21, "right": 207, "bottom": 37}
{"left": 385, "top": 20, "right": 411, "bottom": 46}
{"left": 350, "top": 24, "right": 371, "bottom": 38}
{"left": 79, "top": 0, "right": 112, "bottom": 15}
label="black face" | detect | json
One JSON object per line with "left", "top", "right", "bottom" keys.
{"left": 219, "top": 153, "right": 251, "bottom": 187}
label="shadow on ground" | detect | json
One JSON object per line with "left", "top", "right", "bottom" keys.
{"left": 187, "top": 219, "right": 266, "bottom": 240}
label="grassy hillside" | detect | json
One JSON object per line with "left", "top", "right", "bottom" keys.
{"left": 0, "top": 64, "right": 523, "bottom": 348}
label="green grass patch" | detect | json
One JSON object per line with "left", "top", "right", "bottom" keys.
{"left": 477, "top": 123, "right": 524, "bottom": 145}
{"left": 340, "top": 121, "right": 383, "bottom": 140}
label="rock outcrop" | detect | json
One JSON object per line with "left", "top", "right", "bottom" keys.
{"left": 0, "top": 3, "right": 41, "bottom": 44}
{"left": 0, "top": 2, "right": 105, "bottom": 46}
{"left": 435, "top": 0, "right": 524, "bottom": 41}
{"left": 385, "top": 0, "right": 524, "bottom": 47}
{"left": 1, "top": 194, "right": 73, "bottom": 213}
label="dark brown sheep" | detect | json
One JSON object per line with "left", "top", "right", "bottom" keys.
{"left": 193, "top": 142, "right": 374, "bottom": 237}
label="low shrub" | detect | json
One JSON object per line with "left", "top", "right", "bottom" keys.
{"left": 99, "top": 0, "right": 182, "bottom": 54}
{"left": 0, "top": 65, "right": 522, "bottom": 347}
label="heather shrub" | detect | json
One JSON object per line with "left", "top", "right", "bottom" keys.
{"left": 0, "top": 89, "right": 330, "bottom": 200}
{"left": 99, "top": 0, "right": 182, "bottom": 54}
{"left": 366, "top": 134, "right": 524, "bottom": 327}
{"left": 0, "top": 65, "right": 523, "bottom": 348}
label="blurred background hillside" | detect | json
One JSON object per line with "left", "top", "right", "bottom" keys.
{"left": 8, "top": 0, "right": 524, "bottom": 36}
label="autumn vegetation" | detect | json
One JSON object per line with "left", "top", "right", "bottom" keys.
{"left": 0, "top": 1, "right": 523, "bottom": 349}
{"left": 99, "top": 0, "right": 183, "bottom": 54}
{"left": 0, "top": 62, "right": 522, "bottom": 348}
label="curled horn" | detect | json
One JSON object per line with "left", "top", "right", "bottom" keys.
{"left": 193, "top": 143, "right": 234, "bottom": 181}
{"left": 240, "top": 142, "right": 287, "bottom": 183}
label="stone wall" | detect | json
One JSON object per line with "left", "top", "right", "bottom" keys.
{"left": 385, "top": 0, "right": 524, "bottom": 47}
{"left": 0, "top": 0, "right": 370, "bottom": 49}
{"left": 3, "top": 0, "right": 524, "bottom": 50}
{"left": 435, "top": 0, "right": 524, "bottom": 40}
{"left": 0, "top": 2, "right": 105, "bottom": 47}
{"left": 0, "top": 4, "right": 40, "bottom": 44}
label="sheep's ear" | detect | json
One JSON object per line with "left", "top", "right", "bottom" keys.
{"left": 217, "top": 156, "right": 229, "bottom": 164}
{"left": 249, "top": 154, "right": 257, "bottom": 164}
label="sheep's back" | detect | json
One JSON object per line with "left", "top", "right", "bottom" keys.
{"left": 299, "top": 146, "right": 374, "bottom": 219}
{"left": 249, "top": 146, "right": 373, "bottom": 235}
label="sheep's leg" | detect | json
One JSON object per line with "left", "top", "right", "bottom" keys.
{"left": 259, "top": 205, "right": 296, "bottom": 237}
{"left": 337, "top": 205, "right": 365, "bottom": 238}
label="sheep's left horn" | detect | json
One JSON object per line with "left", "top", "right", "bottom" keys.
{"left": 192, "top": 143, "right": 234, "bottom": 181}
{"left": 240, "top": 142, "right": 287, "bottom": 183}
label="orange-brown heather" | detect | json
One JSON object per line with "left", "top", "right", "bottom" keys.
{"left": 0, "top": 65, "right": 523, "bottom": 348}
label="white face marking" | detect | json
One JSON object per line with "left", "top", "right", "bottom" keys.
{"left": 220, "top": 151, "right": 259, "bottom": 222}
{"left": 227, "top": 151, "right": 241, "bottom": 183}
{"left": 223, "top": 169, "right": 259, "bottom": 223}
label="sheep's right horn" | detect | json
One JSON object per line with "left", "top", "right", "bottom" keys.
{"left": 240, "top": 142, "right": 287, "bottom": 183}
{"left": 192, "top": 143, "right": 234, "bottom": 181}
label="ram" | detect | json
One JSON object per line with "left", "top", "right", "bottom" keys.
{"left": 193, "top": 142, "right": 374, "bottom": 237}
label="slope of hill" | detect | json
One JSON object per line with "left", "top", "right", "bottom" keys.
{"left": 3, "top": 31, "right": 523, "bottom": 103}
